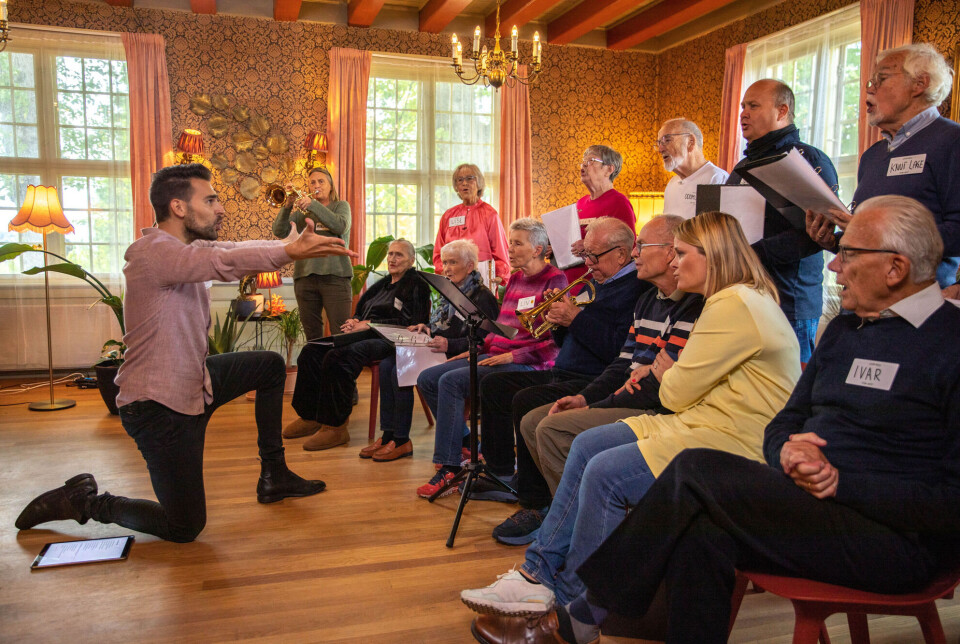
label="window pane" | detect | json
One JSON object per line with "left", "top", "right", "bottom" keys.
{"left": 60, "top": 127, "right": 86, "bottom": 158}
{"left": 374, "top": 139, "right": 396, "bottom": 169}
{"left": 67, "top": 213, "right": 90, "bottom": 243}
{"left": 87, "top": 128, "right": 113, "bottom": 159}
{"left": 375, "top": 108, "right": 397, "bottom": 139}
{"left": 57, "top": 56, "right": 84, "bottom": 90}
{"left": 397, "top": 141, "right": 416, "bottom": 170}
{"left": 111, "top": 60, "right": 129, "bottom": 93}
{"left": 374, "top": 184, "right": 396, "bottom": 213}
{"left": 11, "top": 53, "right": 34, "bottom": 88}
{"left": 0, "top": 123, "right": 13, "bottom": 156}
{"left": 113, "top": 128, "right": 130, "bottom": 160}
{"left": 84, "top": 58, "right": 112, "bottom": 93}
{"left": 397, "top": 184, "right": 417, "bottom": 213}
{"left": 375, "top": 79, "right": 396, "bottom": 108}
{"left": 0, "top": 88, "right": 11, "bottom": 121}
{"left": 0, "top": 53, "right": 10, "bottom": 86}
{"left": 15, "top": 125, "right": 38, "bottom": 158}
{"left": 13, "top": 89, "right": 36, "bottom": 123}
{"left": 397, "top": 80, "right": 418, "bottom": 110}
{"left": 58, "top": 91, "right": 85, "bottom": 125}
{"left": 85, "top": 93, "right": 112, "bottom": 127}
{"left": 397, "top": 215, "right": 417, "bottom": 241}
{"left": 62, "top": 176, "right": 88, "bottom": 209}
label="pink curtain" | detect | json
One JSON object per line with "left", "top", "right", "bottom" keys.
{"left": 859, "top": 0, "right": 915, "bottom": 155}
{"left": 499, "top": 67, "right": 532, "bottom": 226}
{"left": 121, "top": 33, "right": 174, "bottom": 236}
{"left": 718, "top": 43, "right": 747, "bottom": 173}
{"left": 327, "top": 47, "right": 372, "bottom": 260}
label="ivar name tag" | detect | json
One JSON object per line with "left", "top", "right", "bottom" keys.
{"left": 394, "top": 297, "right": 403, "bottom": 311}
{"left": 845, "top": 358, "right": 899, "bottom": 391}
{"left": 449, "top": 215, "right": 466, "bottom": 227}
{"left": 887, "top": 154, "right": 926, "bottom": 176}
{"left": 517, "top": 296, "right": 536, "bottom": 311}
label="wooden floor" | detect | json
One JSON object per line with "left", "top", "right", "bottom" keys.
{"left": 2, "top": 375, "right": 959, "bottom": 644}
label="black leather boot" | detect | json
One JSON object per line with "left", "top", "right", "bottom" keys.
{"left": 15, "top": 473, "right": 98, "bottom": 530}
{"left": 256, "top": 460, "right": 326, "bottom": 504}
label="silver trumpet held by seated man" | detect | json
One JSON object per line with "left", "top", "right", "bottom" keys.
{"left": 516, "top": 273, "right": 596, "bottom": 338}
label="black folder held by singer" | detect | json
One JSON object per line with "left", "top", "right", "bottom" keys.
{"left": 720, "top": 147, "right": 848, "bottom": 229}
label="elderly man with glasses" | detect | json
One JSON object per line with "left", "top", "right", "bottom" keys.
{"left": 562, "top": 195, "right": 960, "bottom": 644}
{"left": 471, "top": 218, "right": 647, "bottom": 506}
{"left": 565, "top": 145, "right": 637, "bottom": 282}
{"left": 658, "top": 119, "right": 728, "bottom": 218}
{"left": 481, "top": 215, "right": 704, "bottom": 546}
{"left": 807, "top": 43, "right": 960, "bottom": 291}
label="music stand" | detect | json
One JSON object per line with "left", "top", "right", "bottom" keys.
{"left": 417, "top": 271, "right": 517, "bottom": 547}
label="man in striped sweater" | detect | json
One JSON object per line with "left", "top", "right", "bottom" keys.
{"left": 490, "top": 215, "right": 704, "bottom": 546}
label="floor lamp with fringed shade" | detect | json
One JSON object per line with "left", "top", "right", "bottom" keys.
{"left": 8, "top": 185, "right": 77, "bottom": 411}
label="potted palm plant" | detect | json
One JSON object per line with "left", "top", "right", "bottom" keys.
{"left": 271, "top": 306, "right": 303, "bottom": 394}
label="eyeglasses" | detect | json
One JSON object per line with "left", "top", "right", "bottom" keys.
{"left": 836, "top": 245, "right": 899, "bottom": 264}
{"left": 654, "top": 133, "right": 692, "bottom": 148}
{"left": 455, "top": 175, "right": 478, "bottom": 184}
{"left": 577, "top": 246, "right": 621, "bottom": 264}
{"left": 638, "top": 242, "right": 672, "bottom": 250}
{"left": 865, "top": 71, "right": 905, "bottom": 91}
{"left": 580, "top": 157, "right": 604, "bottom": 167}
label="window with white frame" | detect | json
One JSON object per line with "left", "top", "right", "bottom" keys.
{"left": 365, "top": 55, "right": 500, "bottom": 250}
{"left": 0, "top": 27, "right": 131, "bottom": 276}
{"left": 743, "top": 3, "right": 861, "bottom": 205}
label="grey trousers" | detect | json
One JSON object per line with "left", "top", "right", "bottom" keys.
{"left": 293, "top": 274, "right": 353, "bottom": 341}
{"left": 520, "top": 404, "right": 655, "bottom": 494}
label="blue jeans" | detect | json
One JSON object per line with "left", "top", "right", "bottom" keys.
{"left": 521, "top": 421, "right": 656, "bottom": 605}
{"left": 378, "top": 352, "right": 415, "bottom": 440}
{"left": 790, "top": 318, "right": 818, "bottom": 364}
{"left": 417, "top": 355, "right": 533, "bottom": 466}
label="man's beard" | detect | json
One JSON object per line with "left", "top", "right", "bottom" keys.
{"left": 183, "top": 207, "right": 218, "bottom": 242}
{"left": 662, "top": 153, "right": 681, "bottom": 173}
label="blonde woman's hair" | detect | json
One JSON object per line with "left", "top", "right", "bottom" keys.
{"left": 674, "top": 211, "right": 779, "bottom": 302}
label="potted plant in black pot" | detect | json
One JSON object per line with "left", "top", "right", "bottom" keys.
{"left": 1, "top": 242, "right": 126, "bottom": 414}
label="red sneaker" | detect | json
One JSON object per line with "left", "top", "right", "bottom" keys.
{"left": 417, "top": 469, "right": 457, "bottom": 498}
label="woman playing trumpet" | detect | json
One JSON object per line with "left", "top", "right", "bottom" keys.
{"left": 271, "top": 166, "right": 352, "bottom": 339}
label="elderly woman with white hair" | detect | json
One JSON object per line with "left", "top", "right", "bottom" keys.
{"left": 433, "top": 163, "right": 510, "bottom": 285}
{"left": 568, "top": 145, "right": 636, "bottom": 282}
{"left": 807, "top": 41, "right": 960, "bottom": 287}
{"left": 360, "top": 239, "right": 500, "bottom": 462}
{"left": 416, "top": 218, "right": 568, "bottom": 498}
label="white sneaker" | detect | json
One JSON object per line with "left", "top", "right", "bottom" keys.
{"left": 460, "top": 568, "right": 556, "bottom": 616}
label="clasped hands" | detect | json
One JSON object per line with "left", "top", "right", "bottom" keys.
{"left": 779, "top": 432, "right": 839, "bottom": 499}
{"left": 341, "top": 318, "right": 371, "bottom": 333}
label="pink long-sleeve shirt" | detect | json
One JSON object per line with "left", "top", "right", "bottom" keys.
{"left": 432, "top": 200, "right": 510, "bottom": 281}
{"left": 114, "top": 228, "right": 291, "bottom": 415}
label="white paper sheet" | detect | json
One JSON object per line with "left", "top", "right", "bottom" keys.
{"left": 719, "top": 186, "right": 767, "bottom": 245}
{"left": 34, "top": 537, "right": 130, "bottom": 567}
{"left": 747, "top": 148, "right": 849, "bottom": 215}
{"left": 541, "top": 204, "right": 584, "bottom": 270}
{"left": 395, "top": 345, "right": 447, "bottom": 386}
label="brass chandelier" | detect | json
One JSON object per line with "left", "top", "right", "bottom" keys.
{"left": 450, "top": 0, "right": 542, "bottom": 89}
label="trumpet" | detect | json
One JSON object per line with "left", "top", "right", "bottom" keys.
{"left": 517, "top": 273, "right": 597, "bottom": 338}
{"left": 265, "top": 183, "right": 315, "bottom": 213}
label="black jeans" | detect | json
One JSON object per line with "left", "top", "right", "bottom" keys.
{"left": 292, "top": 338, "right": 394, "bottom": 426}
{"left": 578, "top": 449, "right": 941, "bottom": 644}
{"left": 378, "top": 352, "right": 415, "bottom": 440}
{"left": 94, "top": 351, "right": 287, "bottom": 543}
{"left": 478, "top": 369, "right": 591, "bottom": 499}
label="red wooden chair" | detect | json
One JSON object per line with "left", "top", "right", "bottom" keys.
{"left": 728, "top": 567, "right": 960, "bottom": 644}
{"left": 367, "top": 361, "right": 433, "bottom": 439}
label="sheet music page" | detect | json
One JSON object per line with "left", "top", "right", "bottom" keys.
{"left": 35, "top": 537, "right": 130, "bottom": 567}
{"left": 369, "top": 323, "right": 431, "bottom": 345}
{"left": 541, "top": 204, "right": 585, "bottom": 270}
{"left": 719, "top": 187, "right": 767, "bottom": 244}
{"left": 395, "top": 346, "right": 447, "bottom": 386}
{"left": 747, "top": 148, "right": 849, "bottom": 215}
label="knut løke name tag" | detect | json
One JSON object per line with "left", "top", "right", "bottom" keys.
{"left": 845, "top": 358, "right": 899, "bottom": 391}
{"left": 887, "top": 154, "right": 926, "bottom": 176}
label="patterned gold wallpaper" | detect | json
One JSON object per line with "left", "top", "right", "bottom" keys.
{"left": 656, "top": 0, "right": 959, "bottom": 190}
{"left": 11, "top": 0, "right": 659, "bottom": 242}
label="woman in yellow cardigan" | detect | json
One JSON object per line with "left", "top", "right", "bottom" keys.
{"left": 460, "top": 211, "right": 802, "bottom": 618}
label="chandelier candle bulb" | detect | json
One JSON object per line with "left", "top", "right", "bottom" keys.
{"left": 473, "top": 27, "right": 480, "bottom": 54}
{"left": 456, "top": 42, "right": 462, "bottom": 65}
{"left": 451, "top": 34, "right": 457, "bottom": 60}
{"left": 533, "top": 33, "right": 541, "bottom": 64}
{"left": 511, "top": 26, "right": 518, "bottom": 55}
{"left": 1, "top": 0, "right": 6, "bottom": 22}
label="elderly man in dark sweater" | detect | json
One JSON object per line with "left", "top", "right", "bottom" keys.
{"left": 808, "top": 43, "right": 960, "bottom": 288}
{"left": 557, "top": 195, "right": 960, "bottom": 644}
{"left": 471, "top": 218, "right": 645, "bottom": 503}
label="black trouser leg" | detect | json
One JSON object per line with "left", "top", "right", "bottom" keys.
{"left": 291, "top": 342, "right": 335, "bottom": 421}
{"left": 578, "top": 449, "right": 939, "bottom": 644}
{"left": 512, "top": 380, "right": 588, "bottom": 508}
{"left": 478, "top": 371, "right": 552, "bottom": 476}
{"left": 314, "top": 338, "right": 394, "bottom": 427}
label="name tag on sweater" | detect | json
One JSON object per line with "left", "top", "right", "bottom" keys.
{"left": 845, "top": 358, "right": 899, "bottom": 390}
{"left": 394, "top": 297, "right": 403, "bottom": 310}
{"left": 449, "top": 215, "right": 466, "bottom": 227}
{"left": 517, "top": 296, "right": 535, "bottom": 311}
{"left": 887, "top": 154, "right": 926, "bottom": 176}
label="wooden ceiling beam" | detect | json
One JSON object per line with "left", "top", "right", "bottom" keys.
{"left": 547, "top": 0, "right": 650, "bottom": 45}
{"left": 347, "top": 0, "right": 385, "bottom": 27}
{"left": 606, "top": 0, "right": 737, "bottom": 49}
{"left": 419, "top": 0, "right": 474, "bottom": 33}
{"left": 484, "top": 0, "right": 561, "bottom": 37}
{"left": 274, "top": 0, "right": 302, "bottom": 21}
{"left": 189, "top": 0, "right": 217, "bottom": 14}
